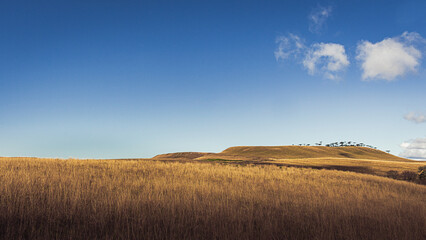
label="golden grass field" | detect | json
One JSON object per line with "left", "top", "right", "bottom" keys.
{"left": 1, "top": 150, "right": 425, "bottom": 239}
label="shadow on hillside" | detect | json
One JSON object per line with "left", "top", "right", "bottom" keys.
{"left": 152, "top": 158, "right": 375, "bottom": 175}
{"left": 217, "top": 160, "right": 374, "bottom": 175}
{"left": 269, "top": 164, "right": 371, "bottom": 174}
{"left": 302, "top": 164, "right": 374, "bottom": 174}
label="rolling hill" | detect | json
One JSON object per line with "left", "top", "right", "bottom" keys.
{"left": 153, "top": 146, "right": 423, "bottom": 177}
{"left": 154, "top": 146, "right": 412, "bottom": 162}
{"left": 219, "top": 146, "right": 412, "bottom": 161}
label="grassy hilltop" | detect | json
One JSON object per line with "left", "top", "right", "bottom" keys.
{"left": 154, "top": 145, "right": 412, "bottom": 162}
{"left": 0, "top": 146, "right": 425, "bottom": 239}
{"left": 220, "top": 145, "right": 411, "bottom": 161}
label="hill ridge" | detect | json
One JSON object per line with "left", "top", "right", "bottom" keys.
{"left": 219, "top": 145, "right": 412, "bottom": 162}
{"left": 154, "top": 146, "right": 413, "bottom": 162}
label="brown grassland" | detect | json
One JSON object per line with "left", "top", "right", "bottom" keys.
{"left": 0, "top": 153, "right": 425, "bottom": 240}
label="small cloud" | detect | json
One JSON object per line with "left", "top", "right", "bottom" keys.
{"left": 404, "top": 112, "right": 426, "bottom": 123}
{"left": 356, "top": 32, "right": 424, "bottom": 81}
{"left": 274, "top": 34, "right": 305, "bottom": 61}
{"left": 400, "top": 138, "right": 426, "bottom": 160}
{"left": 303, "top": 43, "right": 349, "bottom": 80}
{"left": 275, "top": 34, "right": 349, "bottom": 80}
{"left": 309, "top": 6, "right": 332, "bottom": 33}
{"left": 401, "top": 31, "right": 426, "bottom": 43}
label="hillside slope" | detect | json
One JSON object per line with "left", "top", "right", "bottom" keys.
{"left": 219, "top": 146, "right": 413, "bottom": 162}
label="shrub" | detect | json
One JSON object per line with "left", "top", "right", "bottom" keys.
{"left": 400, "top": 171, "right": 417, "bottom": 181}
{"left": 418, "top": 165, "right": 426, "bottom": 172}
{"left": 419, "top": 170, "right": 425, "bottom": 181}
{"left": 386, "top": 170, "right": 399, "bottom": 179}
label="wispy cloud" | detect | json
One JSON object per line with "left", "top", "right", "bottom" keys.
{"left": 309, "top": 6, "right": 332, "bottom": 33}
{"left": 275, "top": 34, "right": 349, "bottom": 80}
{"left": 356, "top": 32, "right": 424, "bottom": 81}
{"left": 303, "top": 43, "right": 349, "bottom": 80}
{"left": 274, "top": 34, "right": 305, "bottom": 61}
{"left": 400, "top": 138, "right": 426, "bottom": 160}
{"left": 404, "top": 112, "right": 426, "bottom": 123}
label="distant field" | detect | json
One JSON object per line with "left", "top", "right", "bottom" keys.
{"left": 0, "top": 157, "right": 425, "bottom": 239}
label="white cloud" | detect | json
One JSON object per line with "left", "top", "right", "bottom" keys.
{"left": 400, "top": 138, "right": 426, "bottom": 160}
{"left": 309, "top": 6, "right": 332, "bottom": 33}
{"left": 275, "top": 34, "right": 349, "bottom": 80}
{"left": 356, "top": 32, "right": 424, "bottom": 81}
{"left": 401, "top": 31, "right": 426, "bottom": 43}
{"left": 302, "top": 43, "right": 349, "bottom": 80}
{"left": 404, "top": 112, "right": 426, "bottom": 123}
{"left": 274, "top": 34, "right": 305, "bottom": 61}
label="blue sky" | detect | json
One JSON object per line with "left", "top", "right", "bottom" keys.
{"left": 1, "top": 0, "right": 425, "bottom": 159}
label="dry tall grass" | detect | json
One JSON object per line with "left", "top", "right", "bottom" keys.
{"left": 0, "top": 158, "right": 425, "bottom": 240}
